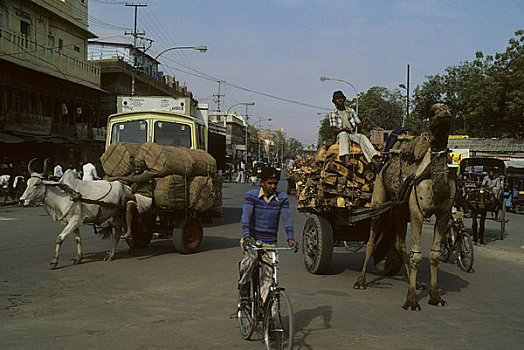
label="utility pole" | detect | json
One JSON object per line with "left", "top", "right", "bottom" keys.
{"left": 125, "top": 3, "right": 147, "bottom": 96}
{"left": 213, "top": 81, "right": 225, "bottom": 112}
{"left": 406, "top": 64, "right": 410, "bottom": 127}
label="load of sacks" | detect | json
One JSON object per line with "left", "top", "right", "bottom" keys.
{"left": 100, "top": 142, "right": 222, "bottom": 215}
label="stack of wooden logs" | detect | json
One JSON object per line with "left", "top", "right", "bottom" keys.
{"left": 100, "top": 142, "right": 222, "bottom": 215}
{"left": 295, "top": 141, "right": 376, "bottom": 211}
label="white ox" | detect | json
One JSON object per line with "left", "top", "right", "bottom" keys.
{"left": 20, "top": 159, "right": 131, "bottom": 268}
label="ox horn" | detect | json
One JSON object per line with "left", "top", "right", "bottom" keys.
{"left": 43, "top": 158, "right": 51, "bottom": 176}
{"left": 27, "top": 158, "right": 39, "bottom": 174}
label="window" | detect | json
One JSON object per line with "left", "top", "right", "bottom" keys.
{"left": 0, "top": 12, "right": 4, "bottom": 28}
{"left": 58, "top": 38, "right": 63, "bottom": 51}
{"left": 154, "top": 121, "right": 192, "bottom": 148}
{"left": 110, "top": 120, "right": 148, "bottom": 144}
{"left": 47, "top": 35, "right": 54, "bottom": 56}
{"left": 20, "top": 21, "right": 30, "bottom": 37}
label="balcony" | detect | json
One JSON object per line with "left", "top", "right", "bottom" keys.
{"left": 0, "top": 28, "right": 100, "bottom": 90}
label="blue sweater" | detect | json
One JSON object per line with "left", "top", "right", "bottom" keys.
{"left": 241, "top": 189, "right": 294, "bottom": 244}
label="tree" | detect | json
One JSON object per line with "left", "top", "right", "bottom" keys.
{"left": 411, "top": 30, "right": 524, "bottom": 137}
{"left": 357, "top": 87, "right": 404, "bottom": 131}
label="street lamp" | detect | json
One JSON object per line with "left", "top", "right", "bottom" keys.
{"left": 154, "top": 46, "right": 207, "bottom": 61}
{"left": 226, "top": 102, "right": 255, "bottom": 164}
{"left": 398, "top": 84, "right": 408, "bottom": 127}
{"left": 320, "top": 76, "right": 359, "bottom": 117}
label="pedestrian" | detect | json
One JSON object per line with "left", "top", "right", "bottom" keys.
{"left": 82, "top": 161, "right": 100, "bottom": 181}
{"left": 482, "top": 168, "right": 502, "bottom": 219}
{"left": 235, "top": 160, "right": 245, "bottom": 183}
{"left": 108, "top": 158, "right": 154, "bottom": 240}
{"left": 53, "top": 162, "right": 63, "bottom": 180}
{"left": 238, "top": 166, "right": 298, "bottom": 303}
{"left": 329, "top": 91, "right": 379, "bottom": 166}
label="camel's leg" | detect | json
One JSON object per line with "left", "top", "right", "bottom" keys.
{"left": 354, "top": 215, "right": 379, "bottom": 289}
{"left": 428, "top": 214, "right": 448, "bottom": 307}
{"left": 479, "top": 211, "right": 487, "bottom": 244}
{"left": 72, "top": 228, "right": 83, "bottom": 265}
{"left": 51, "top": 219, "right": 81, "bottom": 269}
{"left": 354, "top": 174, "right": 387, "bottom": 290}
{"left": 403, "top": 212, "right": 423, "bottom": 311}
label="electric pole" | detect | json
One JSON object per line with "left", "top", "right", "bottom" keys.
{"left": 125, "top": 3, "right": 147, "bottom": 96}
{"left": 213, "top": 81, "right": 225, "bottom": 112}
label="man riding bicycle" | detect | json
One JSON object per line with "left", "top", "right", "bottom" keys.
{"left": 238, "top": 166, "right": 298, "bottom": 302}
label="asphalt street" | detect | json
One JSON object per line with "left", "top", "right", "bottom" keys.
{"left": 1, "top": 181, "right": 524, "bottom": 350}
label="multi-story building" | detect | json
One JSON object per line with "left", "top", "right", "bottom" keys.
{"left": 0, "top": 0, "right": 105, "bottom": 169}
{"left": 88, "top": 41, "right": 196, "bottom": 121}
{"left": 209, "top": 111, "right": 248, "bottom": 160}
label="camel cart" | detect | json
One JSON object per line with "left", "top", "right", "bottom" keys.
{"left": 296, "top": 147, "right": 408, "bottom": 276}
{"left": 459, "top": 157, "right": 508, "bottom": 240}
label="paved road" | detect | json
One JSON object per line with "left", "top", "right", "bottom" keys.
{"left": 1, "top": 182, "right": 524, "bottom": 350}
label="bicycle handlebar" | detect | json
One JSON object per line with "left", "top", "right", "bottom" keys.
{"left": 247, "top": 242, "right": 295, "bottom": 251}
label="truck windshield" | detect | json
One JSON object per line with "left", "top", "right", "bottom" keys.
{"left": 110, "top": 120, "right": 147, "bottom": 144}
{"left": 154, "top": 121, "right": 192, "bottom": 148}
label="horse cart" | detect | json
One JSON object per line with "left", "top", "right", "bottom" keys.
{"left": 459, "top": 157, "right": 508, "bottom": 240}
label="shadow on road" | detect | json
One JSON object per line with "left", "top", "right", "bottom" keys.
{"left": 293, "top": 305, "right": 333, "bottom": 350}
{"left": 205, "top": 207, "right": 242, "bottom": 227}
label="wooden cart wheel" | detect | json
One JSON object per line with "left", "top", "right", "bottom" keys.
{"left": 302, "top": 214, "right": 333, "bottom": 274}
{"left": 130, "top": 212, "right": 154, "bottom": 249}
{"left": 173, "top": 217, "right": 203, "bottom": 254}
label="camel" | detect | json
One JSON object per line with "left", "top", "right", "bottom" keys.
{"left": 354, "top": 103, "right": 457, "bottom": 311}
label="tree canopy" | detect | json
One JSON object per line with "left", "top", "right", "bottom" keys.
{"left": 411, "top": 30, "right": 524, "bottom": 137}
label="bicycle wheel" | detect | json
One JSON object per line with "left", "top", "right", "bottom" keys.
{"left": 440, "top": 238, "right": 451, "bottom": 263}
{"left": 264, "top": 290, "right": 294, "bottom": 350}
{"left": 456, "top": 232, "right": 474, "bottom": 273}
{"left": 237, "top": 279, "right": 256, "bottom": 339}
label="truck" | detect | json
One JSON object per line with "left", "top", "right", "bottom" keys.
{"left": 103, "top": 96, "right": 226, "bottom": 253}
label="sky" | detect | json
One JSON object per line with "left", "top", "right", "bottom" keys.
{"left": 88, "top": 0, "right": 524, "bottom": 145}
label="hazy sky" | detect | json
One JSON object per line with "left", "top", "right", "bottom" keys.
{"left": 89, "top": 0, "right": 523, "bottom": 144}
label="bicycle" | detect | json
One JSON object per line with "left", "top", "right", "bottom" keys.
{"left": 440, "top": 211, "right": 474, "bottom": 272}
{"left": 237, "top": 241, "right": 295, "bottom": 350}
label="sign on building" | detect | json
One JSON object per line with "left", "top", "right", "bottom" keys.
{"left": 449, "top": 148, "right": 470, "bottom": 167}
{"left": 5, "top": 113, "right": 52, "bottom": 135}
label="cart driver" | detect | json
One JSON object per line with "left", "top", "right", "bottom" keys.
{"left": 108, "top": 158, "right": 154, "bottom": 240}
{"left": 238, "top": 166, "right": 298, "bottom": 302}
{"left": 329, "top": 91, "right": 379, "bottom": 166}
{"left": 482, "top": 168, "right": 502, "bottom": 199}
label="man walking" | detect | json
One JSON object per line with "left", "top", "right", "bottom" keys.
{"left": 329, "top": 91, "right": 379, "bottom": 165}
{"left": 238, "top": 166, "right": 298, "bottom": 302}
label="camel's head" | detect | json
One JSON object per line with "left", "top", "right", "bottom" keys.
{"left": 428, "top": 103, "right": 452, "bottom": 151}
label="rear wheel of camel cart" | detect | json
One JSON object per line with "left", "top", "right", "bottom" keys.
{"left": 173, "top": 217, "right": 203, "bottom": 253}
{"left": 302, "top": 214, "right": 333, "bottom": 274}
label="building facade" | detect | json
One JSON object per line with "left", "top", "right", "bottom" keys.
{"left": 0, "top": 0, "right": 103, "bottom": 169}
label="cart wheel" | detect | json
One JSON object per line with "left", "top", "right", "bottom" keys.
{"left": 173, "top": 217, "right": 203, "bottom": 254}
{"left": 302, "top": 214, "right": 333, "bottom": 274}
{"left": 130, "top": 212, "right": 154, "bottom": 249}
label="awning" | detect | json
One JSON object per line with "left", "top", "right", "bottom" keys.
{"left": 0, "top": 131, "right": 26, "bottom": 144}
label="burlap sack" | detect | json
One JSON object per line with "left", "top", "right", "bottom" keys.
{"left": 100, "top": 143, "right": 141, "bottom": 177}
{"left": 135, "top": 142, "right": 216, "bottom": 177}
{"left": 153, "top": 175, "right": 188, "bottom": 209}
{"left": 188, "top": 176, "right": 215, "bottom": 212}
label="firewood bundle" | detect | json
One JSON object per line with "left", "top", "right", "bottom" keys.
{"left": 296, "top": 141, "right": 376, "bottom": 211}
